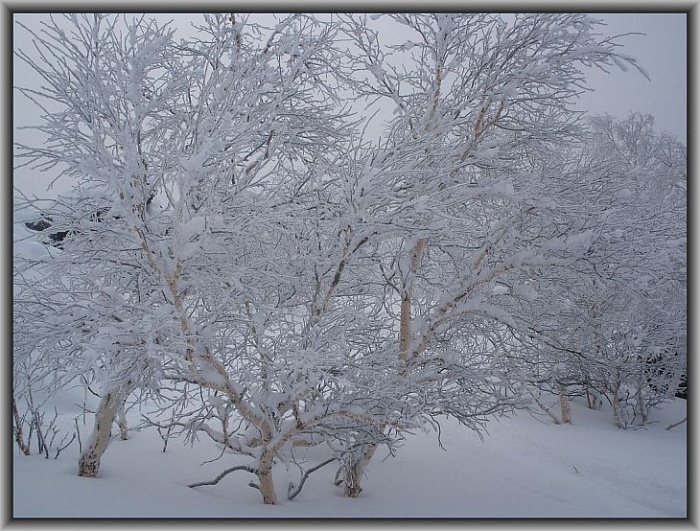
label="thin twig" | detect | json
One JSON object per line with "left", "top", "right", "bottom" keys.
{"left": 666, "top": 417, "right": 687, "bottom": 431}
{"left": 53, "top": 432, "right": 76, "bottom": 459}
{"left": 188, "top": 465, "right": 257, "bottom": 488}
{"left": 287, "top": 457, "right": 338, "bottom": 501}
{"left": 75, "top": 418, "right": 83, "bottom": 454}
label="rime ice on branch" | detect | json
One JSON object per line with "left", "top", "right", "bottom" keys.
{"left": 13, "top": 13, "right": 683, "bottom": 504}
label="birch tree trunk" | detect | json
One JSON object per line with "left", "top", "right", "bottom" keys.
{"left": 117, "top": 393, "right": 130, "bottom": 440}
{"left": 12, "top": 398, "right": 31, "bottom": 456}
{"left": 611, "top": 373, "right": 624, "bottom": 429}
{"left": 78, "top": 390, "right": 121, "bottom": 476}
{"left": 399, "top": 238, "right": 426, "bottom": 371}
{"left": 558, "top": 382, "right": 571, "bottom": 424}
{"left": 257, "top": 449, "right": 277, "bottom": 505}
{"left": 343, "top": 441, "right": 381, "bottom": 498}
{"left": 343, "top": 238, "right": 426, "bottom": 497}
{"left": 585, "top": 383, "right": 602, "bottom": 410}
{"left": 635, "top": 385, "right": 648, "bottom": 425}
{"left": 612, "top": 391, "right": 622, "bottom": 428}
{"left": 78, "top": 382, "right": 134, "bottom": 476}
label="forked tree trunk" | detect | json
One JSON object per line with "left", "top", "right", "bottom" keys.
{"left": 343, "top": 462, "right": 361, "bottom": 498}
{"left": 585, "top": 383, "right": 602, "bottom": 410}
{"left": 343, "top": 441, "right": 380, "bottom": 498}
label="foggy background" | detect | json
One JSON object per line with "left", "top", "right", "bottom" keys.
{"left": 12, "top": 12, "right": 687, "bottom": 200}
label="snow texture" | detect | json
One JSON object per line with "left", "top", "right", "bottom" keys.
{"left": 13, "top": 396, "right": 687, "bottom": 518}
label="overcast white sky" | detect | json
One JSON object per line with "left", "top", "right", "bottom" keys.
{"left": 575, "top": 13, "right": 686, "bottom": 140}
{"left": 12, "top": 12, "right": 687, "bottom": 200}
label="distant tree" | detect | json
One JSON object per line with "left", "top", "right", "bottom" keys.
{"left": 517, "top": 113, "right": 686, "bottom": 427}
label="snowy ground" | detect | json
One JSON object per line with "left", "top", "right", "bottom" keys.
{"left": 12, "top": 396, "right": 687, "bottom": 519}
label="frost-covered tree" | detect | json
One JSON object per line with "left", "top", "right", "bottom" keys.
{"left": 16, "top": 13, "right": 396, "bottom": 503}
{"left": 329, "top": 13, "right": 650, "bottom": 491}
{"left": 577, "top": 114, "right": 686, "bottom": 426}
{"left": 14, "top": 14, "right": 196, "bottom": 476}
{"left": 515, "top": 113, "right": 686, "bottom": 427}
{"left": 14, "top": 12, "right": 664, "bottom": 504}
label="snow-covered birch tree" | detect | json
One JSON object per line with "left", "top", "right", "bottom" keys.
{"left": 16, "top": 13, "right": 405, "bottom": 504}
{"left": 14, "top": 12, "right": 672, "bottom": 505}
{"left": 14, "top": 14, "right": 192, "bottom": 475}
{"left": 328, "top": 12, "right": 651, "bottom": 492}
{"left": 507, "top": 112, "right": 686, "bottom": 427}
